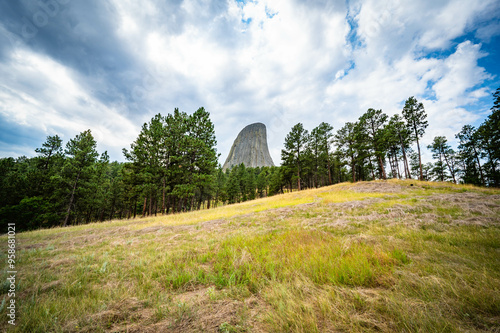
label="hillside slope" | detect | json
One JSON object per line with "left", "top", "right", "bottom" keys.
{"left": 1, "top": 180, "right": 500, "bottom": 332}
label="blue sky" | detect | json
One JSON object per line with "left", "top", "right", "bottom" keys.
{"left": 0, "top": 0, "right": 499, "bottom": 164}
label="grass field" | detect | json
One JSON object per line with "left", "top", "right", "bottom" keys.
{"left": 1, "top": 180, "right": 500, "bottom": 332}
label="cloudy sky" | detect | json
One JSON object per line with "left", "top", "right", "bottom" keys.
{"left": 1, "top": 0, "right": 499, "bottom": 165}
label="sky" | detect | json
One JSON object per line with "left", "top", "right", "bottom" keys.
{"left": 0, "top": 0, "right": 499, "bottom": 165}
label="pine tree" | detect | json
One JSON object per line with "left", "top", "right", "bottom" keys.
{"left": 35, "top": 135, "right": 63, "bottom": 171}
{"left": 335, "top": 122, "right": 358, "bottom": 182}
{"left": 387, "top": 115, "right": 412, "bottom": 179}
{"left": 123, "top": 114, "right": 167, "bottom": 216}
{"left": 456, "top": 125, "right": 485, "bottom": 186}
{"left": 282, "top": 123, "right": 309, "bottom": 190}
{"left": 185, "top": 107, "right": 219, "bottom": 207}
{"left": 308, "top": 122, "right": 334, "bottom": 187}
{"left": 226, "top": 166, "right": 241, "bottom": 204}
{"left": 402, "top": 97, "right": 428, "bottom": 181}
{"left": 427, "top": 136, "right": 457, "bottom": 183}
{"left": 359, "top": 108, "right": 388, "bottom": 179}
{"left": 477, "top": 87, "right": 500, "bottom": 186}
{"left": 62, "top": 130, "right": 99, "bottom": 226}
{"left": 256, "top": 167, "right": 269, "bottom": 197}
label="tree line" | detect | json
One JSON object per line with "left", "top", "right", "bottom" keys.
{"left": 1, "top": 89, "right": 499, "bottom": 231}
{"left": 281, "top": 90, "right": 499, "bottom": 190}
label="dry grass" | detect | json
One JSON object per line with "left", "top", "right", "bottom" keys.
{"left": 1, "top": 180, "right": 500, "bottom": 332}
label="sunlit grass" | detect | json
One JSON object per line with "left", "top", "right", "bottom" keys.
{"left": 317, "top": 189, "right": 390, "bottom": 204}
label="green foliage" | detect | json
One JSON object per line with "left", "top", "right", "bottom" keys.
{"left": 476, "top": 87, "right": 500, "bottom": 186}
{"left": 386, "top": 114, "right": 412, "bottom": 179}
{"left": 456, "top": 125, "right": 485, "bottom": 186}
{"left": 124, "top": 107, "right": 218, "bottom": 214}
{"left": 62, "top": 129, "right": 101, "bottom": 226}
{"left": 335, "top": 122, "right": 359, "bottom": 182}
{"left": 402, "top": 96, "right": 428, "bottom": 180}
{"left": 282, "top": 123, "right": 309, "bottom": 190}
{"left": 359, "top": 108, "right": 389, "bottom": 179}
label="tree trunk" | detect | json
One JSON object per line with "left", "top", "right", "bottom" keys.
{"left": 109, "top": 200, "right": 115, "bottom": 221}
{"left": 351, "top": 159, "right": 356, "bottom": 182}
{"left": 398, "top": 131, "right": 411, "bottom": 179}
{"left": 327, "top": 156, "right": 332, "bottom": 185}
{"left": 63, "top": 170, "right": 81, "bottom": 227}
{"left": 148, "top": 193, "right": 152, "bottom": 216}
{"left": 416, "top": 133, "right": 423, "bottom": 181}
{"left": 442, "top": 149, "right": 456, "bottom": 183}
{"left": 486, "top": 149, "right": 498, "bottom": 186}
{"left": 473, "top": 147, "right": 485, "bottom": 186}
{"left": 439, "top": 153, "right": 444, "bottom": 181}
{"left": 394, "top": 152, "right": 401, "bottom": 179}
{"left": 389, "top": 154, "right": 397, "bottom": 178}
{"left": 369, "top": 158, "right": 376, "bottom": 180}
{"left": 166, "top": 195, "right": 171, "bottom": 214}
{"left": 297, "top": 161, "right": 301, "bottom": 191}
{"left": 162, "top": 177, "right": 166, "bottom": 214}
{"left": 378, "top": 155, "right": 387, "bottom": 179}
{"left": 133, "top": 197, "right": 137, "bottom": 219}
{"left": 142, "top": 197, "right": 147, "bottom": 217}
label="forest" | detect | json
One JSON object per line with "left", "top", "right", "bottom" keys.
{"left": 1, "top": 89, "right": 499, "bottom": 231}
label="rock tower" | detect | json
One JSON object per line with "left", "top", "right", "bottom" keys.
{"left": 222, "top": 123, "right": 275, "bottom": 170}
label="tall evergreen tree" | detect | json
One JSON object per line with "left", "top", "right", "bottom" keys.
{"left": 387, "top": 115, "right": 412, "bottom": 179}
{"left": 62, "top": 130, "right": 100, "bottom": 226}
{"left": 359, "top": 108, "right": 388, "bottom": 179}
{"left": 335, "top": 122, "right": 358, "bottom": 182}
{"left": 308, "top": 122, "right": 334, "bottom": 186}
{"left": 123, "top": 113, "right": 167, "bottom": 216}
{"left": 282, "top": 123, "right": 309, "bottom": 190}
{"left": 477, "top": 87, "right": 500, "bottom": 186}
{"left": 402, "top": 97, "right": 428, "bottom": 181}
{"left": 427, "top": 136, "right": 457, "bottom": 183}
{"left": 456, "top": 125, "right": 485, "bottom": 186}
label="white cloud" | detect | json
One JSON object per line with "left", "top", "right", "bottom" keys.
{"left": 432, "top": 41, "right": 491, "bottom": 103}
{"left": 0, "top": 48, "right": 138, "bottom": 157}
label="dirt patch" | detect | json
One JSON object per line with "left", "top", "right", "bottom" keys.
{"left": 349, "top": 181, "right": 406, "bottom": 193}
{"left": 18, "top": 280, "right": 62, "bottom": 299}
{"left": 18, "top": 242, "right": 45, "bottom": 250}
{"left": 134, "top": 225, "right": 165, "bottom": 234}
{"left": 40, "top": 280, "right": 61, "bottom": 292}
{"left": 100, "top": 287, "right": 266, "bottom": 333}
{"left": 423, "top": 192, "right": 500, "bottom": 226}
{"left": 309, "top": 191, "right": 500, "bottom": 229}
{"left": 317, "top": 218, "right": 353, "bottom": 228}
{"left": 64, "top": 297, "right": 152, "bottom": 333}
{"left": 201, "top": 219, "right": 227, "bottom": 230}
{"left": 174, "top": 287, "right": 211, "bottom": 304}
{"left": 328, "top": 198, "right": 384, "bottom": 210}
{"left": 49, "top": 258, "right": 76, "bottom": 269}
{"left": 57, "top": 227, "right": 130, "bottom": 248}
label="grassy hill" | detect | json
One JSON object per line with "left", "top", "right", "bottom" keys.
{"left": 1, "top": 180, "right": 500, "bottom": 332}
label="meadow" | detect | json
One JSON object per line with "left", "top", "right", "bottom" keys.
{"left": 1, "top": 179, "right": 499, "bottom": 332}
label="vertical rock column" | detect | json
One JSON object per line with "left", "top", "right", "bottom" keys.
{"left": 223, "top": 123, "right": 275, "bottom": 170}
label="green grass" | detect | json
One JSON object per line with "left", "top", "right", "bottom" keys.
{"left": 1, "top": 180, "right": 500, "bottom": 332}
